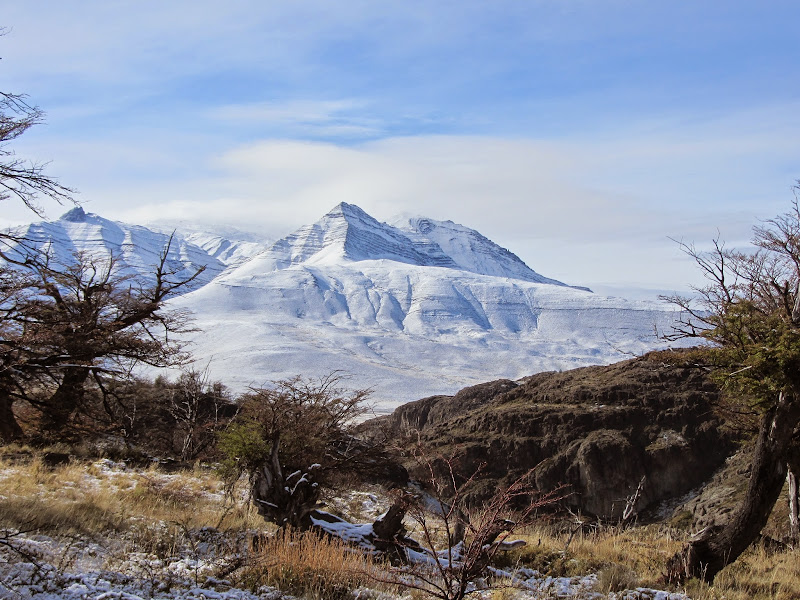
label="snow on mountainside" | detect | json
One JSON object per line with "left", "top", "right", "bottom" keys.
{"left": 182, "top": 232, "right": 265, "bottom": 266}
{"left": 255, "top": 203, "right": 575, "bottom": 287}
{"left": 3, "top": 203, "right": 687, "bottom": 410}
{"left": 145, "top": 219, "right": 269, "bottom": 266}
{"left": 392, "top": 212, "right": 580, "bottom": 288}
{"left": 166, "top": 203, "right": 688, "bottom": 411}
{"left": 3, "top": 207, "right": 226, "bottom": 292}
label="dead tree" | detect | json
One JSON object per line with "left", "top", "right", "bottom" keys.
{"left": 0, "top": 85, "right": 74, "bottom": 216}
{"left": 0, "top": 49, "right": 76, "bottom": 440}
{"left": 167, "top": 366, "right": 232, "bottom": 460}
{"left": 789, "top": 465, "right": 800, "bottom": 544}
{"left": 219, "top": 374, "right": 374, "bottom": 529}
{"left": 371, "top": 451, "right": 564, "bottom": 600}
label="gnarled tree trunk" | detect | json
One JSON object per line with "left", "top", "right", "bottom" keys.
{"left": 786, "top": 443, "right": 800, "bottom": 544}
{"left": 789, "top": 469, "right": 799, "bottom": 543}
{"left": 251, "top": 432, "right": 322, "bottom": 530}
{"left": 668, "top": 391, "right": 800, "bottom": 582}
{"left": 40, "top": 367, "right": 89, "bottom": 435}
{"left": 0, "top": 391, "right": 23, "bottom": 442}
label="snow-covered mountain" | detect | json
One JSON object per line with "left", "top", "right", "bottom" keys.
{"left": 392, "top": 211, "right": 582, "bottom": 288}
{"left": 253, "top": 203, "right": 572, "bottom": 286}
{"left": 4, "top": 203, "right": 687, "bottom": 410}
{"left": 144, "top": 218, "right": 269, "bottom": 266}
{"left": 165, "top": 203, "right": 687, "bottom": 411}
{"left": 4, "top": 207, "right": 235, "bottom": 292}
{"left": 181, "top": 232, "right": 265, "bottom": 266}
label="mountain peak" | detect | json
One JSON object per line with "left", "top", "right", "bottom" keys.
{"left": 327, "top": 202, "right": 368, "bottom": 219}
{"left": 321, "top": 202, "right": 386, "bottom": 236}
{"left": 266, "top": 202, "right": 449, "bottom": 267}
{"left": 260, "top": 203, "right": 574, "bottom": 286}
{"left": 60, "top": 206, "right": 90, "bottom": 223}
{"left": 392, "top": 215, "right": 574, "bottom": 287}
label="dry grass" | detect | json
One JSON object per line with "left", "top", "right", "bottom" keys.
{"left": 495, "top": 521, "right": 681, "bottom": 588}
{"left": 684, "top": 544, "right": 800, "bottom": 600}
{"left": 0, "top": 452, "right": 386, "bottom": 598}
{"left": 503, "top": 521, "right": 800, "bottom": 599}
{"left": 3, "top": 452, "right": 800, "bottom": 600}
{"left": 0, "top": 453, "right": 260, "bottom": 538}
{"left": 235, "top": 527, "right": 382, "bottom": 600}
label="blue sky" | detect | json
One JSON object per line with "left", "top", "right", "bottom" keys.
{"left": 2, "top": 1, "right": 799, "bottom": 294}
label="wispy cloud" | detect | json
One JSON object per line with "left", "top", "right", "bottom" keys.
{"left": 211, "top": 100, "right": 366, "bottom": 123}
{"left": 106, "top": 100, "right": 799, "bottom": 289}
{"left": 209, "top": 99, "right": 384, "bottom": 139}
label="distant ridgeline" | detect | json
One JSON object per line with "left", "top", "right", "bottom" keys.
{"left": 7, "top": 203, "right": 690, "bottom": 408}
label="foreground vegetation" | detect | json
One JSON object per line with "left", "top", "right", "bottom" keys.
{"left": 1, "top": 448, "right": 798, "bottom": 600}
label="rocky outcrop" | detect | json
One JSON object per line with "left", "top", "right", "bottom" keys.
{"left": 372, "top": 350, "right": 736, "bottom": 521}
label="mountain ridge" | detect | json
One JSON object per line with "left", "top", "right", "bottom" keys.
{"left": 3, "top": 207, "right": 228, "bottom": 293}
{"left": 269, "top": 202, "right": 579, "bottom": 288}
{"left": 3, "top": 204, "right": 687, "bottom": 409}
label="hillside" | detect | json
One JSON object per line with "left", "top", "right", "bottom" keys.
{"left": 166, "top": 203, "right": 689, "bottom": 408}
{"left": 369, "top": 350, "right": 736, "bottom": 521}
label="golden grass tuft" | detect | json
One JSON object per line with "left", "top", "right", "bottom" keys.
{"left": 497, "top": 522, "right": 676, "bottom": 583}
{"left": 507, "top": 521, "right": 800, "bottom": 600}
{"left": 235, "top": 528, "right": 380, "bottom": 600}
{"left": 3, "top": 451, "right": 800, "bottom": 600}
{"left": 695, "top": 543, "right": 800, "bottom": 600}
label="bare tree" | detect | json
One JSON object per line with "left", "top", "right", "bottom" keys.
{"left": 664, "top": 184, "right": 800, "bottom": 582}
{"left": 0, "top": 263, "right": 34, "bottom": 441}
{"left": 167, "top": 365, "right": 234, "bottom": 461}
{"left": 0, "top": 235, "right": 204, "bottom": 439}
{"left": 1, "top": 26, "right": 75, "bottom": 217}
{"left": 0, "top": 91, "right": 74, "bottom": 216}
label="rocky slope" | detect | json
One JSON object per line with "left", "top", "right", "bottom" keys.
{"left": 372, "top": 350, "right": 737, "bottom": 521}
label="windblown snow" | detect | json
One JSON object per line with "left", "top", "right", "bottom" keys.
{"left": 5, "top": 203, "right": 688, "bottom": 411}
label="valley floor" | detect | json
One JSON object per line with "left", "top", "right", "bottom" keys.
{"left": 0, "top": 453, "right": 793, "bottom": 600}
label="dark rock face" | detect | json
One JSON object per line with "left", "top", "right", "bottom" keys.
{"left": 374, "top": 351, "right": 734, "bottom": 521}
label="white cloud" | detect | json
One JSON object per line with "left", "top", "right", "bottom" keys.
{"left": 96, "top": 111, "right": 797, "bottom": 291}
{"left": 5, "top": 91, "right": 797, "bottom": 294}
{"left": 3, "top": 0, "right": 798, "bottom": 293}
{"left": 211, "top": 100, "right": 366, "bottom": 123}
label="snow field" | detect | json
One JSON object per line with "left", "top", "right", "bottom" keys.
{"left": 170, "top": 261, "right": 685, "bottom": 408}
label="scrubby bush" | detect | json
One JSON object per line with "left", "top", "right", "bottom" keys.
{"left": 218, "top": 374, "right": 379, "bottom": 529}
